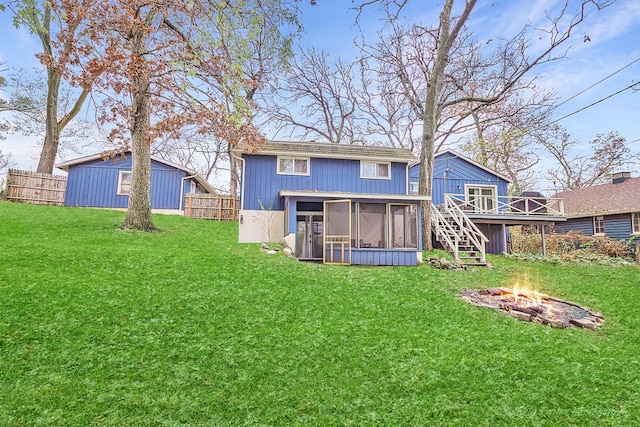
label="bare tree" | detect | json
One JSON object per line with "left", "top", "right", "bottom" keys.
{"left": 460, "top": 90, "right": 556, "bottom": 192}
{"left": 7, "top": 69, "right": 96, "bottom": 159}
{"left": 151, "top": 127, "right": 229, "bottom": 191}
{"left": 264, "top": 47, "right": 365, "bottom": 144}
{"left": 1, "top": 62, "right": 38, "bottom": 140}
{"left": 536, "top": 127, "right": 637, "bottom": 191}
{"left": 0, "top": 148, "right": 13, "bottom": 172}
{"left": 355, "top": 0, "right": 614, "bottom": 250}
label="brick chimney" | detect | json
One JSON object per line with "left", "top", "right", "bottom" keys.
{"left": 611, "top": 172, "right": 631, "bottom": 184}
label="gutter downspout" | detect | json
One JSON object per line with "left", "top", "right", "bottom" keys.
{"left": 406, "top": 163, "right": 410, "bottom": 194}
{"left": 179, "top": 174, "right": 197, "bottom": 215}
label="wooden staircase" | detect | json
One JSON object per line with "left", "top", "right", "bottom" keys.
{"left": 430, "top": 196, "right": 488, "bottom": 266}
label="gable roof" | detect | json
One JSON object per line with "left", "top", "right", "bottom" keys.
{"left": 434, "top": 149, "right": 512, "bottom": 183}
{"left": 233, "top": 140, "right": 418, "bottom": 164}
{"left": 55, "top": 151, "right": 216, "bottom": 194}
{"left": 555, "top": 176, "right": 640, "bottom": 217}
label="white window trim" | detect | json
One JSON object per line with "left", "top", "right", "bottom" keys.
{"left": 593, "top": 216, "right": 605, "bottom": 236}
{"left": 360, "top": 161, "right": 391, "bottom": 180}
{"left": 117, "top": 171, "right": 132, "bottom": 196}
{"left": 464, "top": 184, "right": 498, "bottom": 213}
{"left": 631, "top": 212, "right": 640, "bottom": 235}
{"left": 277, "top": 156, "right": 310, "bottom": 176}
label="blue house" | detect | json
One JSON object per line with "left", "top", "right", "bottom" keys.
{"left": 553, "top": 173, "right": 640, "bottom": 242}
{"left": 233, "top": 141, "right": 429, "bottom": 266}
{"left": 411, "top": 150, "right": 566, "bottom": 259}
{"left": 234, "top": 142, "right": 565, "bottom": 266}
{"left": 56, "top": 151, "right": 214, "bottom": 214}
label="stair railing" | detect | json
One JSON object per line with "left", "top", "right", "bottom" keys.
{"left": 443, "top": 194, "right": 488, "bottom": 264}
{"left": 430, "top": 203, "right": 460, "bottom": 262}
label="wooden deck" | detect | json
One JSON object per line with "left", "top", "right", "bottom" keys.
{"left": 441, "top": 194, "right": 566, "bottom": 224}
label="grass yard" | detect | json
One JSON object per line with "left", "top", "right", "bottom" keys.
{"left": 1, "top": 201, "right": 639, "bottom": 426}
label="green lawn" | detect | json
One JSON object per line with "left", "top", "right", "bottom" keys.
{"left": 1, "top": 201, "right": 639, "bottom": 426}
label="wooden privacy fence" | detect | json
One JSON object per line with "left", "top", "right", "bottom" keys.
{"left": 5, "top": 169, "right": 67, "bottom": 206}
{"left": 184, "top": 193, "right": 238, "bottom": 221}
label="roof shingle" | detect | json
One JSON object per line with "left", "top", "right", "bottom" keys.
{"left": 555, "top": 177, "right": 640, "bottom": 217}
{"left": 234, "top": 140, "right": 418, "bottom": 163}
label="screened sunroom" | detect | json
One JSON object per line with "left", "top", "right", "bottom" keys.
{"left": 279, "top": 190, "right": 430, "bottom": 266}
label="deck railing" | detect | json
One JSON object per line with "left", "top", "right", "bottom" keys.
{"left": 444, "top": 193, "right": 564, "bottom": 217}
{"left": 444, "top": 196, "right": 488, "bottom": 264}
{"left": 430, "top": 203, "right": 460, "bottom": 261}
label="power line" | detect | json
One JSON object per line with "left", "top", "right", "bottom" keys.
{"left": 554, "top": 56, "right": 640, "bottom": 109}
{"left": 550, "top": 82, "right": 640, "bottom": 124}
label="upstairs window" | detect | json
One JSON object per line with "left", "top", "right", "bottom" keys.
{"left": 361, "top": 161, "right": 390, "bottom": 179}
{"left": 117, "top": 171, "right": 132, "bottom": 195}
{"left": 632, "top": 212, "right": 640, "bottom": 234}
{"left": 593, "top": 216, "right": 605, "bottom": 235}
{"left": 277, "top": 157, "right": 309, "bottom": 176}
{"left": 409, "top": 182, "right": 419, "bottom": 195}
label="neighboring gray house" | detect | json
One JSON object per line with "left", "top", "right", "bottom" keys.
{"left": 553, "top": 173, "right": 640, "bottom": 241}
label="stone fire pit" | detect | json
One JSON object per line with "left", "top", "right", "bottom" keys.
{"left": 461, "top": 287, "right": 604, "bottom": 329}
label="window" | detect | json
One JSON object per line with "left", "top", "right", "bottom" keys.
{"left": 593, "top": 216, "right": 605, "bottom": 235}
{"left": 390, "top": 204, "right": 418, "bottom": 248}
{"left": 466, "top": 185, "right": 497, "bottom": 213}
{"left": 277, "top": 157, "right": 309, "bottom": 175}
{"left": 409, "top": 182, "right": 419, "bottom": 195}
{"left": 632, "top": 212, "right": 640, "bottom": 234}
{"left": 358, "top": 203, "right": 387, "bottom": 248}
{"left": 361, "top": 161, "right": 390, "bottom": 179}
{"left": 117, "top": 171, "right": 132, "bottom": 195}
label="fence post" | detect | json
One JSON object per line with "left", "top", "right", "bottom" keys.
{"left": 185, "top": 193, "right": 192, "bottom": 218}
{"left": 232, "top": 196, "right": 237, "bottom": 221}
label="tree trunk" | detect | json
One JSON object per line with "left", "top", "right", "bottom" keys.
{"left": 419, "top": 0, "right": 476, "bottom": 251}
{"left": 36, "top": 69, "right": 61, "bottom": 174}
{"left": 121, "top": 28, "right": 158, "bottom": 232}
{"left": 228, "top": 145, "right": 239, "bottom": 199}
{"left": 420, "top": 0, "right": 454, "bottom": 251}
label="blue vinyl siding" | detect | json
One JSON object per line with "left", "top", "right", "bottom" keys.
{"left": 64, "top": 155, "right": 198, "bottom": 210}
{"left": 554, "top": 214, "right": 633, "bottom": 240}
{"left": 602, "top": 213, "right": 633, "bottom": 240}
{"left": 554, "top": 217, "right": 597, "bottom": 236}
{"left": 409, "top": 152, "right": 509, "bottom": 205}
{"left": 477, "top": 224, "right": 506, "bottom": 254}
{"left": 351, "top": 249, "right": 418, "bottom": 266}
{"left": 243, "top": 155, "right": 408, "bottom": 210}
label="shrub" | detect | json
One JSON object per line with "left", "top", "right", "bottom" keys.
{"left": 510, "top": 227, "right": 636, "bottom": 261}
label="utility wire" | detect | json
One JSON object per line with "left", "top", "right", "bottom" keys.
{"left": 554, "top": 56, "right": 640, "bottom": 109}
{"left": 550, "top": 82, "right": 640, "bottom": 124}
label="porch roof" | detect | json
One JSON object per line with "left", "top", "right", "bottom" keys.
{"left": 279, "top": 190, "right": 430, "bottom": 202}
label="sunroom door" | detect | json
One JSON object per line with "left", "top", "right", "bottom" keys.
{"left": 323, "top": 199, "right": 351, "bottom": 264}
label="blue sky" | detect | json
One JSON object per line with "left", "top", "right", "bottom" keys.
{"left": 1, "top": 0, "right": 639, "bottom": 190}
